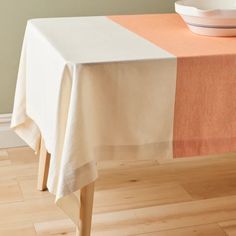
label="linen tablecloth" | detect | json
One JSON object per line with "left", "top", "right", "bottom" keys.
{"left": 11, "top": 14, "right": 236, "bottom": 225}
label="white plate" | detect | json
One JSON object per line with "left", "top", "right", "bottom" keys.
{"left": 175, "top": 0, "right": 236, "bottom": 36}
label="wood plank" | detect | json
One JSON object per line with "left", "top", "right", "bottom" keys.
{"left": 18, "top": 177, "right": 51, "bottom": 200}
{"left": 97, "top": 159, "right": 159, "bottom": 171}
{"left": 0, "top": 222, "right": 37, "bottom": 236}
{"left": 0, "top": 160, "right": 11, "bottom": 168}
{"left": 91, "top": 195, "right": 236, "bottom": 235}
{"left": 97, "top": 155, "right": 236, "bottom": 192}
{"left": 34, "top": 219, "right": 74, "bottom": 236}
{"left": 0, "top": 150, "right": 11, "bottom": 167}
{"left": 0, "top": 148, "right": 38, "bottom": 181}
{"left": 0, "top": 150, "right": 8, "bottom": 157}
{"left": 7, "top": 147, "right": 37, "bottom": 165}
{"left": 94, "top": 182, "right": 192, "bottom": 213}
{"left": 0, "top": 163, "right": 38, "bottom": 181}
{"left": 0, "top": 178, "right": 23, "bottom": 204}
{"left": 133, "top": 224, "right": 227, "bottom": 236}
{"left": 0, "top": 159, "right": 11, "bottom": 167}
{"left": 218, "top": 219, "right": 236, "bottom": 236}
{"left": 181, "top": 176, "right": 236, "bottom": 200}
{"left": 0, "top": 197, "right": 64, "bottom": 226}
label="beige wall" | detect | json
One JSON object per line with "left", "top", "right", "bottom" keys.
{"left": 0, "top": 0, "right": 175, "bottom": 114}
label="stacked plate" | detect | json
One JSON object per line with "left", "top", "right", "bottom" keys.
{"left": 175, "top": 0, "right": 236, "bottom": 36}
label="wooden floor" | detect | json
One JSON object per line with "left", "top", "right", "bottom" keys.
{"left": 1, "top": 148, "right": 236, "bottom": 236}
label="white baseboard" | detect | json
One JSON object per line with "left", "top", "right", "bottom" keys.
{"left": 0, "top": 114, "right": 26, "bottom": 148}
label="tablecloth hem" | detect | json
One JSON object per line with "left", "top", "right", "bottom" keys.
{"left": 11, "top": 117, "right": 41, "bottom": 153}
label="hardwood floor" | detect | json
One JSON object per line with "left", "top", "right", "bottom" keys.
{"left": 1, "top": 147, "right": 236, "bottom": 235}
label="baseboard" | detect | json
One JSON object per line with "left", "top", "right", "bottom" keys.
{"left": 0, "top": 113, "right": 26, "bottom": 148}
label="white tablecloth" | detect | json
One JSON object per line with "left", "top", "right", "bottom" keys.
{"left": 11, "top": 16, "right": 177, "bottom": 224}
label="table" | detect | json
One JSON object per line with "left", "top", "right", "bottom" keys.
{"left": 11, "top": 14, "right": 236, "bottom": 236}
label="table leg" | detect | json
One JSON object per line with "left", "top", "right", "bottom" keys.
{"left": 37, "top": 138, "right": 51, "bottom": 191}
{"left": 76, "top": 182, "right": 95, "bottom": 236}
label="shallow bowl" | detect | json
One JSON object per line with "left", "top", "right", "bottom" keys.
{"left": 175, "top": 0, "right": 236, "bottom": 36}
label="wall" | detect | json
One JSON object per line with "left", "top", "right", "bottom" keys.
{"left": 0, "top": 0, "right": 175, "bottom": 114}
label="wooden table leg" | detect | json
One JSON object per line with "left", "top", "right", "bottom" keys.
{"left": 76, "top": 182, "right": 95, "bottom": 236}
{"left": 37, "top": 138, "right": 51, "bottom": 191}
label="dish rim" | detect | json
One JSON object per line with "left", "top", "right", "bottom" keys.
{"left": 175, "top": 0, "right": 236, "bottom": 17}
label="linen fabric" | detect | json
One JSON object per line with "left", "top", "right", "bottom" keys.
{"left": 11, "top": 14, "right": 236, "bottom": 225}
{"left": 109, "top": 14, "right": 236, "bottom": 157}
{"left": 11, "top": 16, "right": 176, "bottom": 225}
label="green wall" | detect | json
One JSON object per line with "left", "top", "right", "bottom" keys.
{"left": 0, "top": 0, "right": 175, "bottom": 114}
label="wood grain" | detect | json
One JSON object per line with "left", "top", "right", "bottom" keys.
{"left": 1, "top": 147, "right": 236, "bottom": 235}
{"left": 135, "top": 224, "right": 227, "bottom": 236}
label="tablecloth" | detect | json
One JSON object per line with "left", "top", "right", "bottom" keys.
{"left": 11, "top": 14, "right": 236, "bottom": 225}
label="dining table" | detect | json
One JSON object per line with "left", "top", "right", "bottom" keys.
{"left": 11, "top": 13, "right": 236, "bottom": 236}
